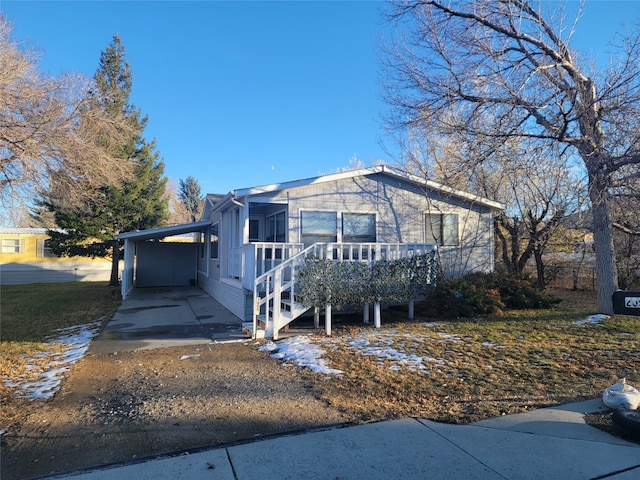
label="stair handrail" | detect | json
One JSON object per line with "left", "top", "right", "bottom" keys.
{"left": 253, "top": 243, "right": 319, "bottom": 338}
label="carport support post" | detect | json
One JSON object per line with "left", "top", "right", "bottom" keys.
{"left": 409, "top": 299, "right": 415, "bottom": 320}
{"left": 363, "top": 303, "right": 370, "bottom": 324}
{"left": 325, "top": 304, "right": 332, "bottom": 336}
{"left": 374, "top": 302, "right": 381, "bottom": 328}
{"left": 314, "top": 307, "right": 320, "bottom": 329}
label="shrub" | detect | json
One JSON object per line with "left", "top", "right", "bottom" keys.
{"left": 296, "top": 252, "right": 439, "bottom": 309}
{"left": 429, "top": 272, "right": 559, "bottom": 319}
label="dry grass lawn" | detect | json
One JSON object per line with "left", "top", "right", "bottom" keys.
{"left": 310, "top": 290, "right": 640, "bottom": 424}
{"left": 0, "top": 282, "right": 120, "bottom": 429}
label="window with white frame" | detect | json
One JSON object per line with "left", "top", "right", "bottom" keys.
{"left": 342, "top": 213, "right": 376, "bottom": 243}
{"left": 2, "top": 238, "right": 23, "bottom": 253}
{"left": 301, "top": 211, "right": 337, "bottom": 246}
{"left": 425, "top": 213, "right": 459, "bottom": 246}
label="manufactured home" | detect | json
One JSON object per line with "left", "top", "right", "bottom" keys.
{"left": 119, "top": 166, "right": 504, "bottom": 338}
{"left": 0, "top": 228, "right": 113, "bottom": 284}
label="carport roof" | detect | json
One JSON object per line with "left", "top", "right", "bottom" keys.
{"left": 118, "top": 220, "right": 211, "bottom": 242}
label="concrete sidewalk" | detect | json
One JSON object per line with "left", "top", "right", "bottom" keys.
{"left": 45, "top": 399, "right": 639, "bottom": 480}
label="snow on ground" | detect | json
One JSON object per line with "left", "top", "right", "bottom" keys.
{"left": 4, "top": 322, "right": 102, "bottom": 401}
{"left": 575, "top": 314, "right": 610, "bottom": 326}
{"left": 262, "top": 314, "right": 611, "bottom": 376}
{"left": 261, "top": 328, "right": 507, "bottom": 376}
{"left": 329, "top": 329, "right": 447, "bottom": 374}
{"left": 259, "top": 336, "right": 344, "bottom": 374}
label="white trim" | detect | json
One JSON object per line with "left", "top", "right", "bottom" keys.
{"left": 118, "top": 221, "right": 211, "bottom": 241}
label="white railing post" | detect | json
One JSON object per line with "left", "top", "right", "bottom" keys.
{"left": 374, "top": 302, "right": 381, "bottom": 328}
{"left": 272, "top": 267, "right": 282, "bottom": 340}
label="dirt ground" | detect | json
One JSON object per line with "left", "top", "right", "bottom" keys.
{"left": 1, "top": 341, "right": 360, "bottom": 480}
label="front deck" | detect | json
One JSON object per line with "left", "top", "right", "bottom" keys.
{"left": 246, "top": 242, "right": 437, "bottom": 339}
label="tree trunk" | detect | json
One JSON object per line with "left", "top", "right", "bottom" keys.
{"left": 533, "top": 248, "right": 545, "bottom": 289}
{"left": 589, "top": 172, "right": 618, "bottom": 314}
{"left": 109, "top": 238, "right": 120, "bottom": 287}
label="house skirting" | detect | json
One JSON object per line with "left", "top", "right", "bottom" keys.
{"left": 0, "top": 261, "right": 118, "bottom": 285}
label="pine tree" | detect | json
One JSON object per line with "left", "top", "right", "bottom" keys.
{"left": 43, "top": 35, "right": 168, "bottom": 285}
{"left": 178, "top": 176, "right": 204, "bottom": 222}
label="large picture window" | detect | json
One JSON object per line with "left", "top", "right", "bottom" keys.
{"left": 342, "top": 213, "right": 376, "bottom": 243}
{"left": 425, "top": 213, "right": 459, "bottom": 246}
{"left": 301, "top": 211, "right": 337, "bottom": 246}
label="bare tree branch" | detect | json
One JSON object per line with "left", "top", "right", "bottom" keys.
{"left": 0, "top": 17, "right": 133, "bottom": 219}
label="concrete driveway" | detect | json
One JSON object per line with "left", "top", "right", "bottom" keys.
{"left": 89, "top": 286, "right": 247, "bottom": 354}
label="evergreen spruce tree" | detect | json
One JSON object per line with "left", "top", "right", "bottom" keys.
{"left": 178, "top": 176, "right": 204, "bottom": 222}
{"left": 43, "top": 35, "right": 167, "bottom": 285}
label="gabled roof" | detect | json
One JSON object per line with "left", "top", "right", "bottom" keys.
{"left": 118, "top": 220, "right": 211, "bottom": 242}
{"left": 201, "top": 165, "right": 504, "bottom": 219}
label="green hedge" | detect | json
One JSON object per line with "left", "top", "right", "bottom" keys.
{"left": 429, "top": 272, "right": 560, "bottom": 318}
{"left": 296, "top": 252, "right": 439, "bottom": 309}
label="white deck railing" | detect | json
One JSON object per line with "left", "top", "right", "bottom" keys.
{"left": 252, "top": 242, "right": 436, "bottom": 339}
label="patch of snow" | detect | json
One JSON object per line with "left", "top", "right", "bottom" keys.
{"left": 575, "top": 314, "right": 610, "bottom": 326}
{"left": 326, "top": 331, "right": 446, "bottom": 374}
{"left": 4, "top": 321, "right": 101, "bottom": 401}
{"left": 179, "top": 354, "right": 201, "bottom": 360}
{"left": 259, "top": 336, "right": 343, "bottom": 375}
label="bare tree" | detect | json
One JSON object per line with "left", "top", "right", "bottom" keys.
{"left": 611, "top": 174, "right": 640, "bottom": 289}
{"left": 402, "top": 128, "right": 580, "bottom": 287}
{"left": 0, "top": 18, "right": 132, "bottom": 213}
{"left": 383, "top": 0, "right": 640, "bottom": 313}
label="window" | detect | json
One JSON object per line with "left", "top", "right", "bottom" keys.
{"left": 265, "top": 211, "right": 286, "bottom": 242}
{"left": 301, "top": 211, "right": 337, "bottom": 246}
{"left": 342, "top": 213, "right": 376, "bottom": 243}
{"left": 425, "top": 213, "right": 459, "bottom": 246}
{"left": 36, "top": 239, "right": 57, "bottom": 258}
{"left": 2, "top": 238, "right": 23, "bottom": 253}
{"left": 249, "top": 218, "right": 260, "bottom": 242}
{"left": 210, "top": 223, "right": 219, "bottom": 259}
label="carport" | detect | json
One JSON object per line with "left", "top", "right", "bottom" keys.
{"left": 119, "top": 221, "right": 211, "bottom": 299}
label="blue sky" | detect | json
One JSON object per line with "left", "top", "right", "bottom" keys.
{"left": 1, "top": 1, "right": 639, "bottom": 195}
